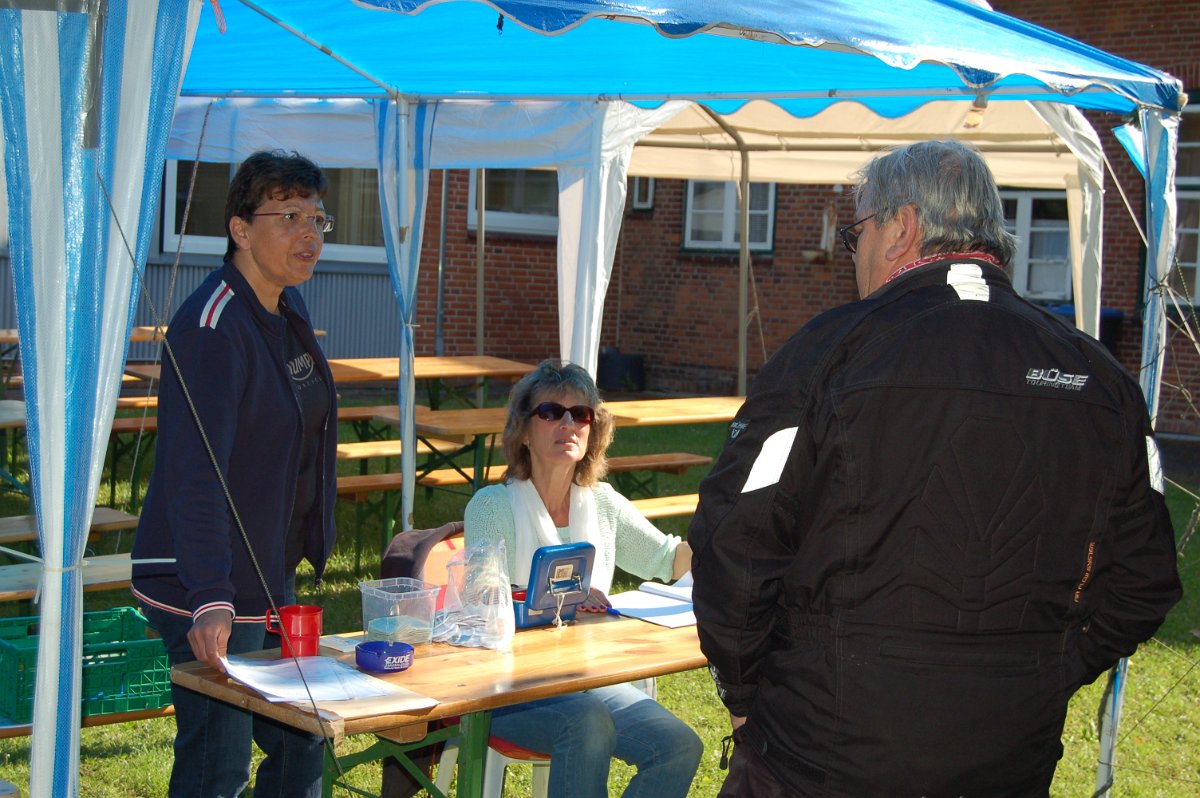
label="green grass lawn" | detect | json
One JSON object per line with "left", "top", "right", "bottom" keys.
{"left": 0, "top": 394, "right": 1198, "bottom": 796}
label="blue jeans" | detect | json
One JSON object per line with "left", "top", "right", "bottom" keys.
{"left": 142, "top": 602, "right": 324, "bottom": 798}
{"left": 489, "top": 683, "right": 702, "bottom": 798}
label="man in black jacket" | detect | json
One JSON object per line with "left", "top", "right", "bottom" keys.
{"left": 690, "top": 139, "right": 1182, "bottom": 797}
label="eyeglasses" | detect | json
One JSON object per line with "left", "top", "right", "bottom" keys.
{"left": 838, "top": 213, "right": 876, "bottom": 254}
{"left": 529, "top": 401, "right": 595, "bottom": 426}
{"left": 251, "top": 211, "right": 335, "bottom": 234}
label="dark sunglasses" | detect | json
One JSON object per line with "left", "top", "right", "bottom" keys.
{"left": 530, "top": 401, "right": 595, "bottom": 426}
{"left": 838, "top": 213, "right": 876, "bottom": 254}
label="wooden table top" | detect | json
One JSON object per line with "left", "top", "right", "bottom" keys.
{"left": 0, "top": 400, "right": 24, "bottom": 430}
{"left": 172, "top": 614, "right": 705, "bottom": 744}
{"left": 327, "top": 356, "right": 534, "bottom": 384}
{"left": 0, "top": 326, "right": 246, "bottom": 345}
{"left": 124, "top": 355, "right": 533, "bottom": 386}
{"left": 397, "top": 395, "right": 745, "bottom": 438}
{"left": 0, "top": 553, "right": 132, "bottom": 603}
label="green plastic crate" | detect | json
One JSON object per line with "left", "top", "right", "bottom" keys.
{"left": 0, "top": 606, "right": 171, "bottom": 724}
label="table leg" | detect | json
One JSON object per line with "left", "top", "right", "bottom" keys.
{"left": 471, "top": 434, "right": 488, "bottom": 493}
{"left": 322, "top": 745, "right": 337, "bottom": 798}
{"left": 457, "top": 710, "right": 493, "bottom": 798}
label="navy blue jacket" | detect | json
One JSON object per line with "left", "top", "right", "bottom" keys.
{"left": 132, "top": 261, "right": 338, "bottom": 621}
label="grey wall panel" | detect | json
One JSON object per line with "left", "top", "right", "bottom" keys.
{"left": 0, "top": 257, "right": 400, "bottom": 362}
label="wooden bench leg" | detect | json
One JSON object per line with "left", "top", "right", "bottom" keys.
{"left": 612, "top": 471, "right": 659, "bottom": 499}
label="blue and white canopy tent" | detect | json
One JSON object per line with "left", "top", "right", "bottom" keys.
{"left": 174, "top": 4, "right": 1180, "bottom": 791}
{"left": 172, "top": 0, "right": 1183, "bottom": 537}
{"left": 0, "top": 0, "right": 1182, "bottom": 794}
{"left": 0, "top": 2, "right": 201, "bottom": 797}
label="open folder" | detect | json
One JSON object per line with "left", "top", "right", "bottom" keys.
{"left": 607, "top": 572, "right": 695, "bottom": 628}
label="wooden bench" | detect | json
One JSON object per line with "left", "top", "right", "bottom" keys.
{"left": 630, "top": 493, "right": 700, "bottom": 519}
{"left": 415, "top": 452, "right": 712, "bottom": 495}
{"left": 0, "top": 507, "right": 138, "bottom": 548}
{"left": 335, "top": 437, "right": 465, "bottom": 464}
{"left": 107, "top": 415, "right": 158, "bottom": 512}
{"left": 0, "top": 553, "right": 133, "bottom": 603}
{"left": 606, "top": 452, "right": 712, "bottom": 498}
{"left": 336, "top": 473, "right": 406, "bottom": 572}
{"left": 0, "top": 705, "right": 175, "bottom": 740}
{"left": 337, "top": 404, "right": 430, "bottom": 441}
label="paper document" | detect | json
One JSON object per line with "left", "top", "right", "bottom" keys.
{"left": 222, "top": 655, "right": 396, "bottom": 703}
{"left": 608, "top": 572, "right": 695, "bottom": 628}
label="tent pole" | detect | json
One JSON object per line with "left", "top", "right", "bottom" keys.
{"left": 701, "top": 106, "right": 751, "bottom": 394}
{"left": 436, "top": 169, "right": 447, "bottom": 356}
{"left": 476, "top": 168, "right": 486, "bottom": 406}
{"left": 737, "top": 159, "right": 750, "bottom": 395}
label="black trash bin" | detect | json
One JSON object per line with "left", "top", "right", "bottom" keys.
{"left": 597, "top": 347, "right": 645, "bottom": 392}
{"left": 1045, "top": 304, "right": 1124, "bottom": 355}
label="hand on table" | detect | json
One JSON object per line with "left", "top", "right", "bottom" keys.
{"left": 188, "top": 609, "right": 234, "bottom": 672}
{"left": 578, "top": 586, "right": 612, "bottom": 613}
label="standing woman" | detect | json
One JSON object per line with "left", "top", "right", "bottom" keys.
{"left": 465, "top": 359, "right": 702, "bottom": 798}
{"left": 132, "top": 150, "right": 339, "bottom": 798}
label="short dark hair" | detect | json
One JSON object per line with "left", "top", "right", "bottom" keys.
{"left": 502, "top": 359, "right": 613, "bottom": 487}
{"left": 853, "top": 140, "right": 1016, "bottom": 266}
{"left": 223, "top": 150, "right": 328, "bottom": 258}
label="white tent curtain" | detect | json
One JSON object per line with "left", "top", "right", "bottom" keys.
{"left": 1029, "top": 102, "right": 1107, "bottom": 338}
{"left": 555, "top": 102, "right": 687, "bottom": 373}
{"left": 0, "top": 1, "right": 200, "bottom": 796}
{"left": 1138, "top": 108, "right": 1179, "bottom": 423}
{"left": 374, "top": 98, "right": 433, "bottom": 533}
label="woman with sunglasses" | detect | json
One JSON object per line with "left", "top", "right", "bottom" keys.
{"left": 464, "top": 358, "right": 701, "bottom": 798}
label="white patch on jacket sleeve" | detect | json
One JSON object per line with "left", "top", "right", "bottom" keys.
{"left": 1146, "top": 436, "right": 1165, "bottom": 495}
{"left": 741, "top": 426, "right": 799, "bottom": 493}
{"left": 948, "top": 263, "right": 990, "bottom": 301}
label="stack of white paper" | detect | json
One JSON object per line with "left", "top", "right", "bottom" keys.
{"left": 221, "top": 655, "right": 395, "bottom": 703}
{"left": 607, "top": 572, "right": 695, "bottom": 628}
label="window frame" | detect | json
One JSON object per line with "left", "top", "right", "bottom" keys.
{"left": 631, "top": 176, "right": 655, "bottom": 210}
{"left": 998, "top": 189, "right": 1072, "bottom": 302}
{"left": 1172, "top": 104, "right": 1200, "bottom": 306}
{"left": 682, "top": 180, "right": 776, "bottom": 253}
{"left": 466, "top": 169, "right": 559, "bottom": 237}
{"left": 160, "top": 160, "right": 388, "bottom": 264}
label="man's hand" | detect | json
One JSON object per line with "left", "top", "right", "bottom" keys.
{"left": 730, "top": 713, "right": 747, "bottom": 730}
{"left": 187, "top": 609, "right": 234, "bottom": 672}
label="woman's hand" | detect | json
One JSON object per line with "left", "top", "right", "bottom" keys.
{"left": 578, "top": 586, "right": 612, "bottom": 613}
{"left": 188, "top": 609, "right": 234, "bottom": 672}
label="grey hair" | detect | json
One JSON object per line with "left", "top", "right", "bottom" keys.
{"left": 501, "top": 359, "right": 613, "bottom": 486}
{"left": 853, "top": 140, "right": 1016, "bottom": 265}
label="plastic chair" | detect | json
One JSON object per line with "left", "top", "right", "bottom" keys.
{"left": 434, "top": 733, "right": 550, "bottom": 798}
{"left": 387, "top": 527, "right": 552, "bottom": 796}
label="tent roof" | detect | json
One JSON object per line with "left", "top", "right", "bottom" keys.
{"left": 629, "top": 99, "right": 1085, "bottom": 186}
{"left": 181, "top": 0, "right": 1183, "bottom": 117}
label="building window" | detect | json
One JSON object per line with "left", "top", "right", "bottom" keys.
{"left": 683, "top": 180, "right": 775, "bottom": 252}
{"left": 631, "top": 177, "right": 655, "bottom": 210}
{"left": 1173, "top": 107, "right": 1200, "bottom": 304}
{"left": 999, "top": 190, "right": 1071, "bottom": 301}
{"left": 467, "top": 169, "right": 558, "bottom": 236}
{"left": 162, "top": 160, "right": 387, "bottom": 263}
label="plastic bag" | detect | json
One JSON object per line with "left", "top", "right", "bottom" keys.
{"left": 432, "top": 537, "right": 515, "bottom": 651}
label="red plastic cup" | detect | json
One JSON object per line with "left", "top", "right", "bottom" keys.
{"left": 265, "top": 604, "right": 323, "bottom": 658}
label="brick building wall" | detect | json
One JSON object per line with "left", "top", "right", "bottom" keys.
{"left": 409, "top": 1, "right": 1199, "bottom": 435}
{"left": 992, "top": 0, "right": 1200, "bottom": 435}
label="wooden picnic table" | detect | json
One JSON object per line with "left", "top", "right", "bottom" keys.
{"left": 172, "top": 612, "right": 706, "bottom": 798}
{"left": 124, "top": 355, "right": 533, "bottom": 391}
{"left": 376, "top": 396, "right": 745, "bottom": 491}
{"left": 0, "top": 328, "right": 170, "bottom": 345}
{"left": 0, "top": 553, "right": 133, "bottom": 603}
